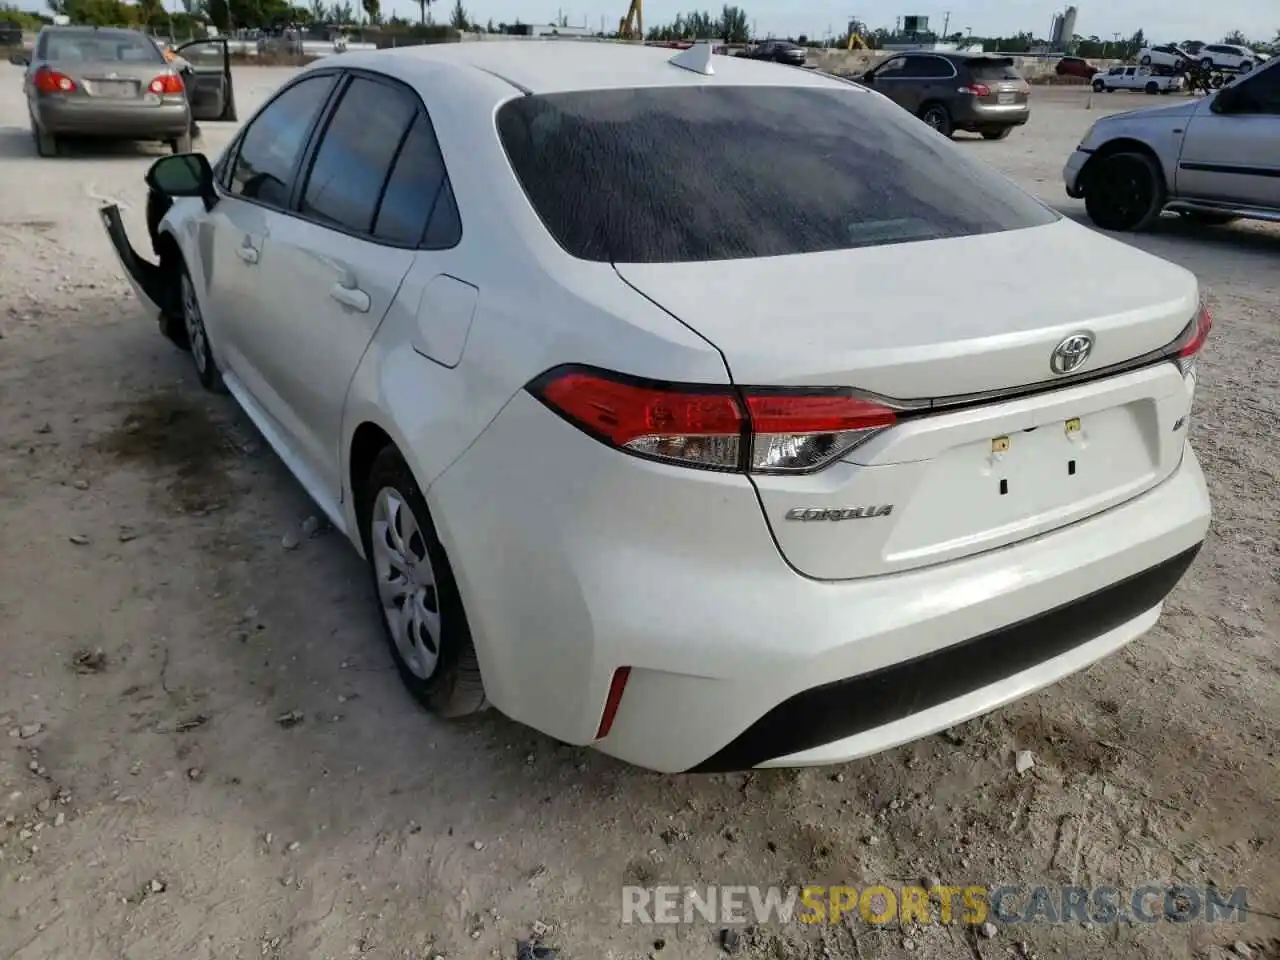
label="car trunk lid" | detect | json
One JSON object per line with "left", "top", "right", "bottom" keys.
{"left": 966, "top": 56, "right": 1030, "bottom": 104}
{"left": 614, "top": 218, "right": 1200, "bottom": 579}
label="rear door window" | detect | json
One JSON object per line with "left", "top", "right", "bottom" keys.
{"left": 300, "top": 76, "right": 417, "bottom": 235}
{"left": 373, "top": 112, "right": 462, "bottom": 247}
{"left": 496, "top": 84, "right": 1057, "bottom": 264}
{"left": 965, "top": 57, "right": 1022, "bottom": 82}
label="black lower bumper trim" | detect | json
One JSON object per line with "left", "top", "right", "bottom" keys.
{"left": 689, "top": 543, "right": 1202, "bottom": 772}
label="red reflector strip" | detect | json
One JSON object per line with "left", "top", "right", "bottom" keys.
{"left": 595, "top": 667, "right": 631, "bottom": 740}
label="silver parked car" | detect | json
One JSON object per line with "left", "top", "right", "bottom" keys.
{"left": 1064, "top": 54, "right": 1279, "bottom": 230}
{"left": 16, "top": 26, "right": 236, "bottom": 157}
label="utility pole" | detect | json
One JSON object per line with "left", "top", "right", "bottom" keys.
{"left": 941, "top": 10, "right": 950, "bottom": 37}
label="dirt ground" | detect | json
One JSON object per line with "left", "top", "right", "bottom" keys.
{"left": 0, "top": 71, "right": 1276, "bottom": 960}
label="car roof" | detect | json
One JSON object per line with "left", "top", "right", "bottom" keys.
{"left": 329, "top": 40, "right": 856, "bottom": 95}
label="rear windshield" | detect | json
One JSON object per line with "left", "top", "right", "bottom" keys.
{"left": 496, "top": 85, "right": 1056, "bottom": 264}
{"left": 965, "top": 57, "right": 1022, "bottom": 81}
{"left": 40, "top": 30, "right": 163, "bottom": 63}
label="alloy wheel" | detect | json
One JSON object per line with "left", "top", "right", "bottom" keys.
{"left": 181, "top": 272, "right": 208, "bottom": 375}
{"left": 370, "top": 486, "right": 442, "bottom": 680}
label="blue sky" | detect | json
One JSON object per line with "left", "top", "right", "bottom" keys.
{"left": 14, "top": 0, "right": 1277, "bottom": 43}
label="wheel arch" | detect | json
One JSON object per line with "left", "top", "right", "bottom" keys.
{"left": 1080, "top": 137, "right": 1170, "bottom": 195}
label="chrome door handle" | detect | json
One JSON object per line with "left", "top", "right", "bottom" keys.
{"left": 236, "top": 243, "right": 259, "bottom": 264}
{"left": 329, "top": 283, "right": 370, "bottom": 313}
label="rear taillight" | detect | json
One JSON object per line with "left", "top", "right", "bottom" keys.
{"left": 530, "top": 367, "right": 897, "bottom": 474}
{"left": 34, "top": 67, "right": 76, "bottom": 94}
{"left": 149, "top": 74, "right": 184, "bottom": 95}
{"left": 961, "top": 82, "right": 991, "bottom": 96}
{"left": 1170, "top": 302, "right": 1212, "bottom": 377}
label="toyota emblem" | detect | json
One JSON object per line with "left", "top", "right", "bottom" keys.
{"left": 1050, "top": 333, "right": 1094, "bottom": 375}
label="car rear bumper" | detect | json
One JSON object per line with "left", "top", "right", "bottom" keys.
{"left": 953, "top": 100, "right": 1031, "bottom": 128}
{"left": 34, "top": 96, "right": 190, "bottom": 138}
{"left": 429, "top": 390, "right": 1210, "bottom": 773}
{"left": 1064, "top": 148, "right": 1091, "bottom": 198}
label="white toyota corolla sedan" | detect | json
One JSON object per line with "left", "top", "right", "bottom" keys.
{"left": 102, "top": 40, "right": 1212, "bottom": 773}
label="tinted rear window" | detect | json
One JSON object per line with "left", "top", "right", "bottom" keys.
{"left": 41, "top": 30, "right": 163, "bottom": 63}
{"left": 496, "top": 85, "right": 1056, "bottom": 264}
{"left": 965, "top": 57, "right": 1022, "bottom": 81}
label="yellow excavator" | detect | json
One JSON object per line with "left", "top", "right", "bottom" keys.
{"left": 618, "top": 0, "right": 643, "bottom": 40}
{"left": 847, "top": 31, "right": 866, "bottom": 50}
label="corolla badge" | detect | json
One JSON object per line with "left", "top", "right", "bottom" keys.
{"left": 1050, "top": 332, "right": 1094, "bottom": 375}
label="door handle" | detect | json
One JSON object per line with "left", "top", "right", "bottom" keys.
{"left": 236, "top": 240, "right": 259, "bottom": 264}
{"left": 329, "top": 282, "right": 370, "bottom": 313}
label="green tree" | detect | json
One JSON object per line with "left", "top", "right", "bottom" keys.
{"left": 718, "top": 4, "right": 747, "bottom": 42}
{"left": 1221, "top": 29, "right": 1247, "bottom": 45}
{"left": 360, "top": 0, "right": 378, "bottom": 24}
{"left": 449, "top": 0, "right": 468, "bottom": 30}
{"left": 415, "top": 0, "right": 432, "bottom": 25}
{"left": 206, "top": 0, "right": 229, "bottom": 30}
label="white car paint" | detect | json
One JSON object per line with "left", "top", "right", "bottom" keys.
{"left": 104, "top": 41, "right": 1211, "bottom": 773}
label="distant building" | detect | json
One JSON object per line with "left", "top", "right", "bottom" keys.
{"left": 504, "top": 23, "right": 595, "bottom": 38}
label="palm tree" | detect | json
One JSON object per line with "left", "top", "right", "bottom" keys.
{"left": 415, "top": 0, "right": 433, "bottom": 25}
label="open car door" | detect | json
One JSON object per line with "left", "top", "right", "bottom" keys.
{"left": 174, "top": 37, "right": 237, "bottom": 122}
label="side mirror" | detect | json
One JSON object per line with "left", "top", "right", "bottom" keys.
{"left": 145, "top": 153, "right": 218, "bottom": 210}
{"left": 9, "top": 53, "right": 29, "bottom": 66}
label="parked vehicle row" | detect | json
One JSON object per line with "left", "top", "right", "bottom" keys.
{"left": 1139, "top": 41, "right": 1266, "bottom": 74}
{"left": 100, "top": 41, "right": 1210, "bottom": 774}
{"left": 1066, "top": 53, "right": 1280, "bottom": 231}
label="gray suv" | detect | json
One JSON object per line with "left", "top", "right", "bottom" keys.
{"left": 856, "top": 52, "right": 1031, "bottom": 140}
{"left": 1064, "top": 55, "right": 1279, "bottom": 231}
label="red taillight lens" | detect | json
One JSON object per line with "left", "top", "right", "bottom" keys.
{"left": 964, "top": 83, "right": 991, "bottom": 96}
{"left": 1172, "top": 303, "right": 1212, "bottom": 376}
{"left": 149, "top": 74, "right": 184, "bottom": 95}
{"left": 34, "top": 67, "right": 76, "bottom": 94}
{"left": 530, "top": 367, "right": 897, "bottom": 474}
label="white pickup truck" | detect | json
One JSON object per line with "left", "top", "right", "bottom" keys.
{"left": 1092, "top": 66, "right": 1185, "bottom": 95}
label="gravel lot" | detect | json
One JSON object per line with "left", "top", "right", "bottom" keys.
{"left": 0, "top": 69, "right": 1277, "bottom": 960}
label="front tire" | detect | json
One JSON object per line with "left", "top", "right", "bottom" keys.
{"left": 1092, "top": 79, "right": 1106, "bottom": 92}
{"left": 1239, "top": 61, "right": 1252, "bottom": 73}
{"left": 179, "top": 266, "right": 225, "bottom": 393}
{"left": 1083, "top": 151, "right": 1166, "bottom": 232}
{"left": 981, "top": 126, "right": 1013, "bottom": 140}
{"left": 1145, "top": 81, "right": 1160, "bottom": 95}
{"left": 361, "top": 447, "right": 487, "bottom": 718}
{"left": 1140, "top": 55, "right": 1152, "bottom": 65}
{"left": 919, "top": 103, "right": 952, "bottom": 137}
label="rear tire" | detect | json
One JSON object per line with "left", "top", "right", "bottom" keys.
{"left": 169, "top": 130, "right": 193, "bottom": 154}
{"left": 981, "top": 126, "right": 1013, "bottom": 140}
{"left": 360, "top": 446, "right": 487, "bottom": 718}
{"left": 1140, "top": 55, "right": 1152, "bottom": 65}
{"left": 1145, "top": 81, "right": 1160, "bottom": 95}
{"left": 1092, "top": 79, "right": 1106, "bottom": 92}
{"left": 919, "top": 102, "right": 952, "bottom": 137}
{"left": 31, "top": 119, "right": 57, "bottom": 158}
{"left": 1083, "top": 151, "right": 1165, "bottom": 232}
{"left": 1240, "top": 61, "right": 1252, "bottom": 73}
